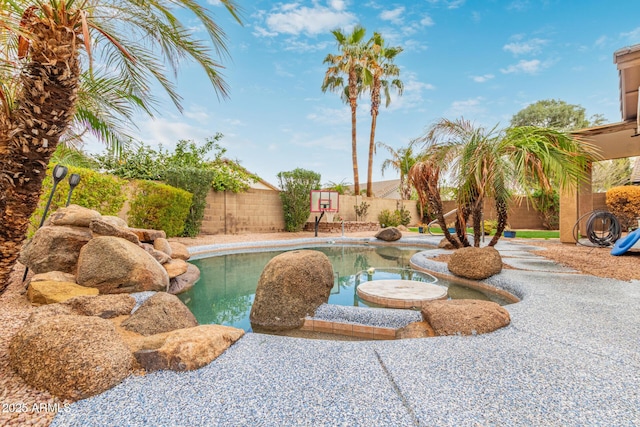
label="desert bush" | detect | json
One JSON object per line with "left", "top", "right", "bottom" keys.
{"left": 128, "top": 180, "right": 193, "bottom": 237}
{"left": 606, "top": 186, "right": 640, "bottom": 231}
{"left": 378, "top": 208, "right": 410, "bottom": 227}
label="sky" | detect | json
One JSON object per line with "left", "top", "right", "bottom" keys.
{"left": 84, "top": 0, "right": 640, "bottom": 189}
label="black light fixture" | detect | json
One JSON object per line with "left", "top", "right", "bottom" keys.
{"left": 38, "top": 164, "right": 68, "bottom": 228}
{"left": 24, "top": 164, "right": 68, "bottom": 282}
{"left": 66, "top": 173, "right": 81, "bottom": 206}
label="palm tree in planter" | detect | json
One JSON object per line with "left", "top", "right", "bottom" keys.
{"left": 411, "top": 118, "right": 597, "bottom": 248}
{"left": 0, "top": 0, "right": 241, "bottom": 293}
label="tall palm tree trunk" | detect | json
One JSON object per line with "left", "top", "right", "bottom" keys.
{"left": 350, "top": 101, "right": 360, "bottom": 195}
{"left": 489, "top": 196, "right": 508, "bottom": 246}
{"left": 0, "top": 19, "right": 80, "bottom": 293}
{"left": 366, "top": 110, "right": 378, "bottom": 197}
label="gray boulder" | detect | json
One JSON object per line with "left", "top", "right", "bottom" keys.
{"left": 121, "top": 292, "right": 198, "bottom": 336}
{"left": 168, "top": 263, "right": 201, "bottom": 295}
{"left": 100, "top": 215, "right": 129, "bottom": 228}
{"left": 447, "top": 246, "right": 503, "bottom": 280}
{"left": 19, "top": 226, "right": 92, "bottom": 274}
{"left": 375, "top": 227, "right": 402, "bottom": 242}
{"left": 250, "top": 250, "right": 334, "bottom": 331}
{"left": 76, "top": 236, "right": 169, "bottom": 294}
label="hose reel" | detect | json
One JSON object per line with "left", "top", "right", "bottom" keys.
{"left": 573, "top": 210, "right": 622, "bottom": 247}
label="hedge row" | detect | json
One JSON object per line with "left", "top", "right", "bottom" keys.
{"left": 30, "top": 166, "right": 194, "bottom": 238}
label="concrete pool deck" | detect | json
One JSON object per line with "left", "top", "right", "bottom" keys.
{"left": 52, "top": 236, "right": 640, "bottom": 426}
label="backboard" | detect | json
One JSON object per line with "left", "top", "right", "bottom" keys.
{"left": 310, "top": 190, "right": 339, "bottom": 213}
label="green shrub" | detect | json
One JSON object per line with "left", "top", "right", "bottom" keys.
{"left": 378, "top": 207, "right": 412, "bottom": 228}
{"left": 163, "top": 168, "right": 215, "bottom": 237}
{"left": 531, "top": 189, "right": 559, "bottom": 230}
{"left": 277, "top": 168, "right": 321, "bottom": 232}
{"left": 128, "top": 180, "right": 193, "bottom": 237}
{"left": 606, "top": 185, "right": 640, "bottom": 231}
{"left": 29, "top": 165, "right": 127, "bottom": 236}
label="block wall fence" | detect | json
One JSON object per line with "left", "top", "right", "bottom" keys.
{"left": 197, "top": 190, "right": 609, "bottom": 235}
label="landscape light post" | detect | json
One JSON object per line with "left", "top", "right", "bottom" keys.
{"left": 24, "top": 164, "right": 68, "bottom": 281}
{"left": 66, "top": 173, "right": 81, "bottom": 206}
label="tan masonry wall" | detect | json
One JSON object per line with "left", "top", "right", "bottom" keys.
{"left": 200, "top": 189, "right": 286, "bottom": 235}
{"left": 198, "top": 190, "right": 611, "bottom": 235}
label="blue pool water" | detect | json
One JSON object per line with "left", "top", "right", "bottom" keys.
{"left": 179, "top": 244, "right": 510, "bottom": 331}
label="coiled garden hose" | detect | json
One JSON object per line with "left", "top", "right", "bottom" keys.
{"left": 572, "top": 210, "right": 621, "bottom": 247}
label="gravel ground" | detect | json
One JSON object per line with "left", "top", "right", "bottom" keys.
{"left": 3, "top": 230, "right": 640, "bottom": 426}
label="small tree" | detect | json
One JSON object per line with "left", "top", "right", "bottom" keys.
{"left": 354, "top": 201, "right": 370, "bottom": 221}
{"left": 277, "top": 168, "right": 321, "bottom": 232}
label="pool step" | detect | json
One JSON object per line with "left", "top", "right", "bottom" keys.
{"left": 300, "top": 318, "right": 396, "bottom": 340}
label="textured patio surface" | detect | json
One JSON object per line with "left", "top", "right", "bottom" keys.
{"left": 51, "top": 236, "right": 640, "bottom": 427}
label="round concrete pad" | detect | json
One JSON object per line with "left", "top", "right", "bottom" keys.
{"left": 357, "top": 280, "right": 448, "bottom": 309}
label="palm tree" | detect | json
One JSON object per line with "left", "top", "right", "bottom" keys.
{"left": 377, "top": 141, "right": 416, "bottom": 200}
{"left": 322, "top": 25, "right": 368, "bottom": 195}
{"left": 364, "top": 33, "right": 403, "bottom": 197}
{"left": 412, "top": 118, "right": 597, "bottom": 248}
{"left": 0, "top": 0, "right": 241, "bottom": 292}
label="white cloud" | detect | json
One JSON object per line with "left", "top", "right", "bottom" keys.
{"left": 503, "top": 38, "right": 548, "bottom": 55}
{"left": 384, "top": 72, "right": 435, "bottom": 112}
{"left": 307, "top": 106, "right": 352, "bottom": 125}
{"left": 380, "top": 7, "right": 405, "bottom": 25}
{"left": 425, "top": 0, "right": 465, "bottom": 9}
{"left": 507, "top": 0, "right": 529, "bottom": 11}
{"left": 420, "top": 15, "right": 435, "bottom": 27}
{"left": 471, "top": 74, "right": 495, "bottom": 83}
{"left": 275, "top": 63, "right": 295, "bottom": 78}
{"left": 403, "top": 39, "right": 429, "bottom": 52}
{"left": 283, "top": 39, "right": 332, "bottom": 52}
{"left": 262, "top": 3, "right": 357, "bottom": 37}
{"left": 446, "top": 97, "right": 485, "bottom": 117}
{"left": 329, "top": 0, "right": 346, "bottom": 11}
{"left": 621, "top": 27, "right": 640, "bottom": 42}
{"left": 252, "top": 26, "right": 278, "bottom": 38}
{"left": 594, "top": 35, "right": 608, "bottom": 48}
{"left": 500, "top": 59, "right": 542, "bottom": 74}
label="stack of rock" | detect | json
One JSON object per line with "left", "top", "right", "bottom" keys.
{"left": 9, "top": 205, "right": 245, "bottom": 400}
{"left": 19, "top": 204, "right": 200, "bottom": 304}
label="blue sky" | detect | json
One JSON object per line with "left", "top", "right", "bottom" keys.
{"left": 86, "top": 0, "right": 640, "bottom": 188}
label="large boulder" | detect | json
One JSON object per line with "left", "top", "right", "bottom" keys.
{"left": 129, "top": 228, "right": 166, "bottom": 243}
{"left": 167, "top": 241, "right": 190, "bottom": 260}
{"left": 168, "top": 263, "right": 201, "bottom": 295}
{"left": 27, "top": 281, "right": 99, "bottom": 305}
{"left": 9, "top": 313, "right": 134, "bottom": 400}
{"left": 421, "top": 299, "right": 511, "bottom": 336}
{"left": 153, "top": 238, "right": 173, "bottom": 256}
{"left": 30, "top": 271, "right": 76, "bottom": 284}
{"left": 250, "top": 250, "right": 334, "bottom": 331}
{"left": 100, "top": 215, "right": 129, "bottom": 228}
{"left": 76, "top": 236, "right": 169, "bottom": 294}
{"left": 89, "top": 219, "right": 140, "bottom": 245}
{"left": 19, "top": 225, "right": 92, "bottom": 274}
{"left": 121, "top": 292, "right": 198, "bottom": 336}
{"left": 163, "top": 259, "right": 189, "bottom": 279}
{"left": 62, "top": 294, "right": 136, "bottom": 319}
{"left": 375, "top": 227, "right": 402, "bottom": 242}
{"left": 447, "top": 246, "right": 503, "bottom": 280}
{"left": 132, "top": 325, "right": 244, "bottom": 372}
{"left": 47, "top": 204, "right": 101, "bottom": 227}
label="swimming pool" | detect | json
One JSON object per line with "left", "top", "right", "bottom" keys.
{"left": 179, "top": 244, "right": 512, "bottom": 331}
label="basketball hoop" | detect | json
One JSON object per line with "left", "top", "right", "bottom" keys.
{"left": 310, "top": 190, "right": 340, "bottom": 236}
